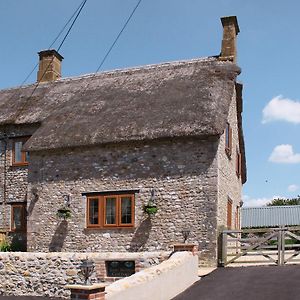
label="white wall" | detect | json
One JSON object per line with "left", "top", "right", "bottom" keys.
{"left": 106, "top": 252, "right": 199, "bottom": 300}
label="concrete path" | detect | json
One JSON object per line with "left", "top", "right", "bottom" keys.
{"left": 174, "top": 265, "right": 300, "bottom": 300}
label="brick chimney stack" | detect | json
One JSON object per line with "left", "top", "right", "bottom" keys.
{"left": 37, "top": 50, "right": 63, "bottom": 82}
{"left": 219, "top": 16, "right": 240, "bottom": 63}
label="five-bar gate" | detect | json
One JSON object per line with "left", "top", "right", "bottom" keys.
{"left": 221, "top": 226, "right": 300, "bottom": 266}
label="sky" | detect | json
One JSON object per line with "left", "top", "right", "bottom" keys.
{"left": 1, "top": 0, "right": 300, "bottom": 207}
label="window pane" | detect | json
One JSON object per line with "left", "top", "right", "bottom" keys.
{"left": 12, "top": 207, "right": 23, "bottom": 230}
{"left": 89, "top": 198, "right": 99, "bottom": 225}
{"left": 25, "top": 151, "right": 30, "bottom": 162}
{"left": 121, "top": 197, "right": 132, "bottom": 224}
{"left": 14, "top": 141, "right": 23, "bottom": 163}
{"left": 105, "top": 197, "right": 116, "bottom": 224}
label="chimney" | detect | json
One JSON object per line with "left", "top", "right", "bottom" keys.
{"left": 37, "top": 49, "right": 64, "bottom": 82}
{"left": 220, "top": 16, "right": 240, "bottom": 63}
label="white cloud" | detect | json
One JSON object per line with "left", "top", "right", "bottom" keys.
{"left": 243, "top": 195, "right": 285, "bottom": 208}
{"left": 288, "top": 184, "right": 299, "bottom": 192}
{"left": 269, "top": 144, "right": 300, "bottom": 164}
{"left": 242, "top": 195, "right": 272, "bottom": 207}
{"left": 262, "top": 95, "right": 300, "bottom": 124}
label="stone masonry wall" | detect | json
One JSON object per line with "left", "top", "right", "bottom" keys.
{"left": 27, "top": 138, "right": 219, "bottom": 266}
{"left": 0, "top": 125, "right": 38, "bottom": 246}
{"left": 0, "top": 251, "right": 169, "bottom": 298}
{"left": 217, "top": 86, "right": 243, "bottom": 230}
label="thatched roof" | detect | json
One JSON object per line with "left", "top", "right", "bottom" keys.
{"left": 0, "top": 57, "right": 241, "bottom": 153}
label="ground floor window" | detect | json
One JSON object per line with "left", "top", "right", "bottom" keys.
{"left": 227, "top": 198, "right": 233, "bottom": 229}
{"left": 87, "top": 194, "right": 135, "bottom": 228}
{"left": 11, "top": 204, "right": 26, "bottom": 232}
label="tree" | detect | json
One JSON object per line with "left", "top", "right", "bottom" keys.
{"left": 267, "top": 196, "right": 300, "bottom": 206}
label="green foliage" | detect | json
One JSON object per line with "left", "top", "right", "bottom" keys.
{"left": 144, "top": 204, "right": 158, "bottom": 215}
{"left": 56, "top": 207, "right": 72, "bottom": 219}
{"left": 267, "top": 196, "right": 300, "bottom": 206}
{"left": 0, "top": 239, "right": 11, "bottom": 252}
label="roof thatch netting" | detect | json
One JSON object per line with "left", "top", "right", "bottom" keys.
{"left": 0, "top": 57, "right": 240, "bottom": 151}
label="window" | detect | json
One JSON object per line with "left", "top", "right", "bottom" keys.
{"left": 12, "top": 137, "right": 30, "bottom": 166}
{"left": 236, "top": 148, "right": 242, "bottom": 178}
{"left": 227, "top": 198, "right": 232, "bottom": 229}
{"left": 225, "top": 123, "right": 232, "bottom": 157}
{"left": 87, "top": 194, "right": 135, "bottom": 228}
{"left": 11, "top": 204, "right": 26, "bottom": 232}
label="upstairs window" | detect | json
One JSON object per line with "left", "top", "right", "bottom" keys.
{"left": 225, "top": 123, "right": 232, "bottom": 157}
{"left": 12, "top": 137, "right": 30, "bottom": 166}
{"left": 11, "top": 204, "right": 26, "bottom": 232}
{"left": 236, "top": 148, "right": 242, "bottom": 178}
{"left": 87, "top": 194, "right": 135, "bottom": 228}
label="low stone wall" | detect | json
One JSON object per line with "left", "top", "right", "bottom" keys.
{"left": 106, "top": 252, "right": 199, "bottom": 300}
{"left": 0, "top": 251, "right": 169, "bottom": 298}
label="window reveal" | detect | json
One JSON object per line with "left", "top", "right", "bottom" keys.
{"left": 87, "top": 194, "right": 134, "bottom": 228}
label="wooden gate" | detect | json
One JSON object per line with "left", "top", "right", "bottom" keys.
{"left": 221, "top": 226, "right": 300, "bottom": 266}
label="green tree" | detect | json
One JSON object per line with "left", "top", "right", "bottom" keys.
{"left": 267, "top": 196, "right": 300, "bottom": 206}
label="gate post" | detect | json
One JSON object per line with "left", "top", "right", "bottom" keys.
{"left": 277, "top": 229, "right": 282, "bottom": 266}
{"left": 220, "top": 231, "right": 228, "bottom": 267}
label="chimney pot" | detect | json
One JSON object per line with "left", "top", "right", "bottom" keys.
{"left": 37, "top": 49, "right": 64, "bottom": 83}
{"left": 220, "top": 16, "right": 239, "bottom": 63}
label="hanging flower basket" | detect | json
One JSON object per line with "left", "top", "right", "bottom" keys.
{"left": 56, "top": 207, "right": 71, "bottom": 220}
{"left": 144, "top": 203, "right": 158, "bottom": 215}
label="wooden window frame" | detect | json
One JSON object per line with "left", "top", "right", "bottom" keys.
{"left": 12, "top": 137, "right": 30, "bottom": 166}
{"left": 87, "top": 194, "right": 135, "bottom": 229}
{"left": 11, "top": 204, "right": 26, "bottom": 232}
{"left": 227, "top": 198, "right": 233, "bottom": 229}
{"left": 225, "top": 123, "right": 232, "bottom": 157}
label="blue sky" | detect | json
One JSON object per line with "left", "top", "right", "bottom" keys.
{"left": 1, "top": 0, "right": 300, "bottom": 207}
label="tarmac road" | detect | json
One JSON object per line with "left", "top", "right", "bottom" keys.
{"left": 173, "top": 265, "right": 300, "bottom": 300}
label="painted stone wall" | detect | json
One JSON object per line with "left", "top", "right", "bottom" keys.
{"left": 27, "top": 138, "right": 219, "bottom": 265}
{"left": 217, "top": 86, "right": 243, "bottom": 230}
{"left": 0, "top": 251, "right": 169, "bottom": 298}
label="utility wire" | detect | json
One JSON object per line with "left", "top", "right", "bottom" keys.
{"left": 20, "top": 0, "right": 87, "bottom": 86}
{"left": 27, "top": 0, "right": 88, "bottom": 99}
{"left": 13, "top": 0, "right": 88, "bottom": 122}
{"left": 95, "top": 0, "right": 143, "bottom": 73}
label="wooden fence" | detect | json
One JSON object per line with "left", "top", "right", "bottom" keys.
{"left": 221, "top": 226, "right": 300, "bottom": 266}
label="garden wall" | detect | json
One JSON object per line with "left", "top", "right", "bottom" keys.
{"left": 0, "top": 251, "right": 169, "bottom": 298}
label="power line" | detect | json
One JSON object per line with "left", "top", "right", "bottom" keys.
{"left": 13, "top": 0, "right": 88, "bottom": 122}
{"left": 27, "top": 0, "right": 88, "bottom": 99}
{"left": 95, "top": 0, "right": 143, "bottom": 73}
{"left": 21, "top": 0, "right": 87, "bottom": 86}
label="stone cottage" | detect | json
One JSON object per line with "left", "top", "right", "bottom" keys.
{"left": 0, "top": 16, "right": 246, "bottom": 266}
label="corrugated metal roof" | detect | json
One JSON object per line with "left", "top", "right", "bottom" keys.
{"left": 241, "top": 205, "right": 300, "bottom": 228}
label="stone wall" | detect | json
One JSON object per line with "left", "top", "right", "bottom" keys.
{"left": 27, "top": 137, "right": 219, "bottom": 265}
{"left": 217, "top": 86, "right": 243, "bottom": 230}
{"left": 0, "top": 251, "right": 169, "bottom": 298}
{"left": 0, "top": 125, "right": 38, "bottom": 247}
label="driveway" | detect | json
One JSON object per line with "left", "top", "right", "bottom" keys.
{"left": 0, "top": 297, "right": 62, "bottom": 300}
{"left": 174, "top": 265, "right": 300, "bottom": 300}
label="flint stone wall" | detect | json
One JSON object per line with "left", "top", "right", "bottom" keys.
{"left": 26, "top": 138, "right": 219, "bottom": 266}
{"left": 0, "top": 251, "right": 169, "bottom": 298}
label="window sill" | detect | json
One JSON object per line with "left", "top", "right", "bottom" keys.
{"left": 11, "top": 163, "right": 29, "bottom": 167}
{"left": 84, "top": 226, "right": 135, "bottom": 231}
